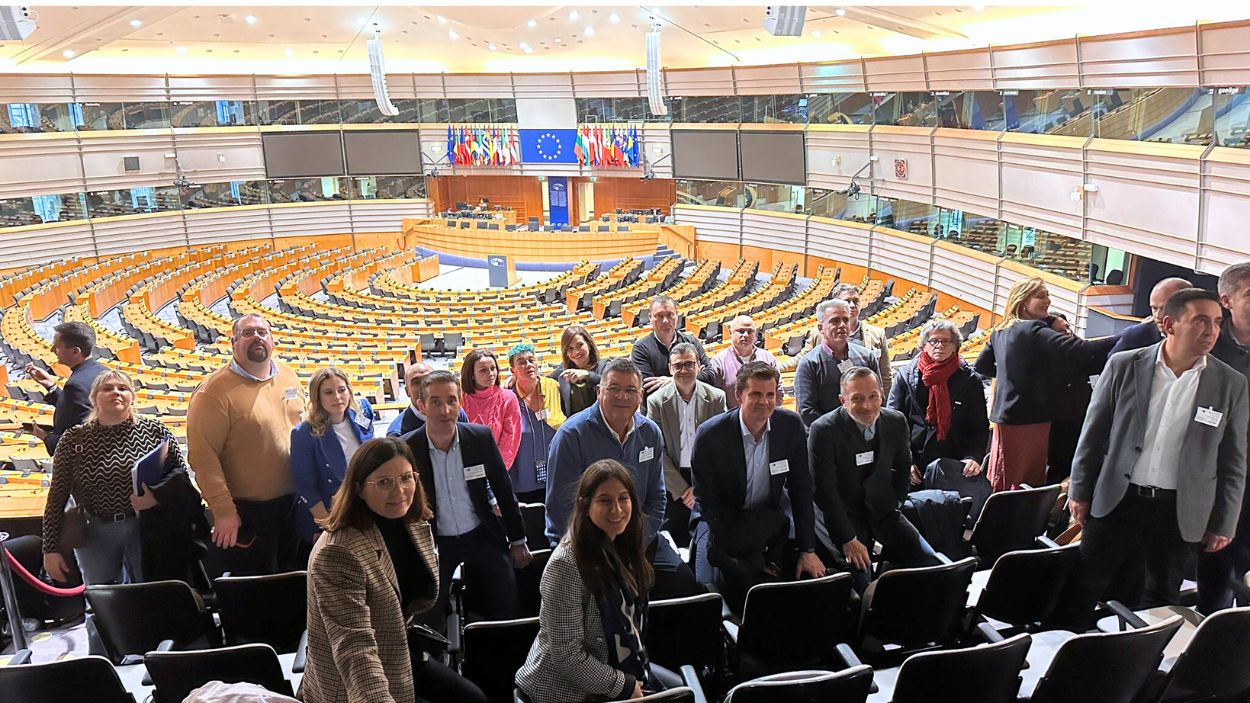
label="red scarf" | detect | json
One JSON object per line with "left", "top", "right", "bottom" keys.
{"left": 917, "top": 349, "right": 960, "bottom": 441}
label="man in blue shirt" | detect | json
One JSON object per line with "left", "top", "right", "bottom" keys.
{"left": 546, "top": 357, "right": 702, "bottom": 598}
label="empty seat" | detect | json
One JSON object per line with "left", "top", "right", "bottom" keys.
{"left": 1020, "top": 615, "right": 1183, "bottom": 702}
{"left": 967, "top": 484, "right": 1062, "bottom": 565}
{"left": 647, "top": 592, "right": 726, "bottom": 680}
{"left": 461, "top": 617, "right": 540, "bottom": 703}
{"left": 857, "top": 557, "right": 978, "bottom": 665}
{"left": 144, "top": 644, "right": 295, "bottom": 703}
{"left": 969, "top": 542, "right": 1079, "bottom": 633}
{"left": 724, "top": 573, "right": 854, "bottom": 680}
{"left": 0, "top": 655, "right": 136, "bottom": 703}
{"left": 726, "top": 667, "right": 874, "bottom": 703}
{"left": 213, "top": 571, "right": 307, "bottom": 653}
{"left": 869, "top": 632, "right": 1031, "bottom": 703}
{"left": 85, "top": 581, "right": 219, "bottom": 665}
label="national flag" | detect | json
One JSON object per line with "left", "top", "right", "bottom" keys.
{"left": 446, "top": 125, "right": 455, "bottom": 165}
{"left": 508, "top": 128, "right": 521, "bottom": 165}
{"left": 574, "top": 127, "right": 587, "bottom": 165}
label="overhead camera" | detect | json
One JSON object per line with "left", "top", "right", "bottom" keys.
{"left": 0, "top": 6, "right": 36, "bottom": 41}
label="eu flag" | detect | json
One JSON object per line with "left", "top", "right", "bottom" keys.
{"left": 519, "top": 129, "right": 579, "bottom": 164}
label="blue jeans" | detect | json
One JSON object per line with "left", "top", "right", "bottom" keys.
{"left": 75, "top": 516, "right": 142, "bottom": 585}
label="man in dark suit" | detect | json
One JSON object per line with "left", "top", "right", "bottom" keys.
{"left": 1107, "top": 277, "right": 1192, "bottom": 357}
{"left": 24, "top": 321, "right": 106, "bottom": 454}
{"left": 1056, "top": 289, "right": 1248, "bottom": 629}
{"left": 691, "top": 362, "right": 826, "bottom": 608}
{"left": 386, "top": 362, "right": 467, "bottom": 436}
{"left": 810, "top": 366, "right": 941, "bottom": 593}
{"left": 794, "top": 299, "right": 880, "bottom": 427}
{"left": 630, "top": 295, "right": 715, "bottom": 396}
{"left": 404, "top": 370, "right": 531, "bottom": 623}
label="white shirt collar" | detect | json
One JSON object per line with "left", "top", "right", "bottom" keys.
{"left": 1154, "top": 343, "right": 1207, "bottom": 377}
{"left": 739, "top": 412, "right": 771, "bottom": 441}
{"left": 598, "top": 403, "right": 636, "bottom": 443}
{"left": 229, "top": 359, "right": 278, "bottom": 382}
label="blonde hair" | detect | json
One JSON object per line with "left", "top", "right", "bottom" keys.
{"left": 307, "top": 367, "right": 359, "bottom": 437}
{"left": 1000, "top": 277, "right": 1048, "bottom": 327}
{"left": 86, "top": 368, "right": 139, "bottom": 424}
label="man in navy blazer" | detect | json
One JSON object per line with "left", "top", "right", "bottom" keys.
{"left": 809, "top": 366, "right": 940, "bottom": 592}
{"left": 1107, "top": 277, "right": 1191, "bottom": 357}
{"left": 691, "top": 362, "right": 826, "bottom": 605}
{"left": 403, "top": 370, "right": 531, "bottom": 623}
{"left": 24, "top": 321, "right": 106, "bottom": 453}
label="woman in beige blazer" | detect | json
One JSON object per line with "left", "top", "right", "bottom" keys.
{"left": 300, "top": 437, "right": 486, "bottom": 703}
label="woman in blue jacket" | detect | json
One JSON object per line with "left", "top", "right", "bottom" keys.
{"left": 291, "top": 367, "right": 375, "bottom": 549}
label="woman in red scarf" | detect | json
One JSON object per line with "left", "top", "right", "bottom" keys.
{"left": 886, "top": 319, "right": 990, "bottom": 491}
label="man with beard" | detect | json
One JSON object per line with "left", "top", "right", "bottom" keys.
{"left": 188, "top": 313, "right": 306, "bottom": 574}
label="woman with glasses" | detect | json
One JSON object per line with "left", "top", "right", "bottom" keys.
{"left": 508, "top": 343, "right": 566, "bottom": 504}
{"left": 888, "top": 320, "right": 991, "bottom": 502}
{"left": 549, "top": 325, "right": 607, "bottom": 417}
{"left": 461, "top": 348, "right": 522, "bottom": 469}
{"left": 290, "top": 367, "right": 376, "bottom": 552}
{"left": 301, "top": 437, "right": 486, "bottom": 703}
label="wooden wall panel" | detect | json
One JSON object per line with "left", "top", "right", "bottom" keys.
{"left": 805, "top": 126, "right": 872, "bottom": 192}
{"left": 0, "top": 74, "right": 75, "bottom": 102}
{"left": 664, "top": 68, "right": 736, "bottom": 97}
{"left": 167, "top": 75, "right": 257, "bottom": 101}
{"left": 862, "top": 56, "right": 927, "bottom": 92}
{"left": 697, "top": 240, "right": 743, "bottom": 264}
{"left": 184, "top": 207, "right": 272, "bottom": 247}
{"left": 1200, "top": 149, "right": 1250, "bottom": 275}
{"left": 932, "top": 128, "right": 1000, "bottom": 216}
{"left": 733, "top": 64, "right": 802, "bottom": 95}
{"left": 1199, "top": 22, "right": 1250, "bottom": 87}
{"left": 870, "top": 228, "right": 932, "bottom": 287}
{"left": 931, "top": 243, "right": 998, "bottom": 313}
{"left": 0, "top": 134, "right": 85, "bottom": 198}
{"left": 510, "top": 73, "right": 575, "bottom": 100}
{"left": 91, "top": 212, "right": 188, "bottom": 256}
{"left": 572, "top": 71, "right": 645, "bottom": 98}
{"left": 350, "top": 200, "right": 432, "bottom": 233}
{"left": 254, "top": 75, "right": 338, "bottom": 100}
{"left": 799, "top": 60, "right": 867, "bottom": 93}
{"left": 591, "top": 178, "right": 676, "bottom": 217}
{"left": 998, "top": 133, "right": 1086, "bottom": 238}
{"left": 268, "top": 202, "right": 354, "bottom": 238}
{"left": 807, "top": 218, "right": 871, "bottom": 268}
{"left": 72, "top": 75, "right": 167, "bottom": 102}
{"left": 79, "top": 131, "right": 177, "bottom": 190}
{"left": 171, "top": 129, "right": 267, "bottom": 183}
{"left": 870, "top": 127, "right": 934, "bottom": 203}
{"left": 990, "top": 40, "right": 1081, "bottom": 89}
{"left": 443, "top": 73, "right": 516, "bottom": 99}
{"left": 743, "top": 210, "right": 806, "bottom": 255}
{"left": 674, "top": 205, "right": 741, "bottom": 244}
{"left": 925, "top": 50, "right": 995, "bottom": 91}
{"left": 0, "top": 221, "right": 95, "bottom": 269}
{"left": 1079, "top": 28, "right": 1199, "bottom": 87}
{"left": 428, "top": 175, "right": 543, "bottom": 223}
{"left": 335, "top": 74, "right": 419, "bottom": 100}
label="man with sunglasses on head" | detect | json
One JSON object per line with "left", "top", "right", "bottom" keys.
{"left": 403, "top": 370, "right": 531, "bottom": 625}
{"left": 188, "top": 313, "right": 305, "bottom": 575}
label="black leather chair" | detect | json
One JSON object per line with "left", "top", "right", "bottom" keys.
{"left": 723, "top": 667, "right": 874, "bottom": 703}
{"left": 967, "top": 484, "right": 1062, "bottom": 565}
{"left": 144, "top": 644, "right": 294, "bottom": 703}
{"left": 85, "top": 581, "right": 219, "bottom": 664}
{"left": 462, "top": 617, "right": 540, "bottom": 703}
{"left": 724, "top": 573, "right": 854, "bottom": 680}
{"left": 969, "top": 541, "right": 1079, "bottom": 633}
{"left": 876, "top": 631, "right": 1032, "bottom": 703}
{"left": 213, "top": 571, "right": 307, "bottom": 652}
{"left": 856, "top": 557, "right": 978, "bottom": 665}
{"left": 515, "top": 667, "right": 705, "bottom": 703}
{"left": 519, "top": 503, "right": 549, "bottom": 551}
{"left": 646, "top": 593, "right": 726, "bottom": 681}
{"left": 1136, "top": 606, "right": 1250, "bottom": 702}
{"left": 1020, "top": 615, "right": 1183, "bottom": 702}
{"left": 0, "top": 654, "right": 136, "bottom": 703}
{"left": 514, "top": 549, "right": 551, "bottom": 618}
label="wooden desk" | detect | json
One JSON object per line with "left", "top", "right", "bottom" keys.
{"left": 402, "top": 220, "right": 663, "bottom": 262}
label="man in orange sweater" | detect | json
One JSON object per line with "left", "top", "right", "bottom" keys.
{"left": 188, "top": 313, "right": 305, "bottom": 575}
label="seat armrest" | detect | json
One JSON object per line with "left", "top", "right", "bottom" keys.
{"left": 975, "top": 621, "right": 1004, "bottom": 644}
{"left": 154, "top": 639, "right": 176, "bottom": 652}
{"left": 1106, "top": 600, "right": 1148, "bottom": 630}
{"left": 1035, "top": 535, "right": 1061, "bottom": 549}
{"left": 7, "top": 649, "right": 32, "bottom": 666}
{"left": 292, "top": 630, "right": 308, "bottom": 673}
{"left": 721, "top": 620, "right": 739, "bottom": 644}
{"left": 446, "top": 613, "right": 463, "bottom": 660}
{"left": 934, "top": 551, "right": 953, "bottom": 565}
{"left": 834, "top": 642, "right": 864, "bottom": 668}
{"left": 679, "top": 664, "right": 709, "bottom": 703}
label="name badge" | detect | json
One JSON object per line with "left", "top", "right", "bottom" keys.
{"left": 639, "top": 446, "right": 655, "bottom": 462}
{"left": 283, "top": 388, "right": 300, "bottom": 401}
{"left": 769, "top": 459, "right": 790, "bottom": 475}
{"left": 1195, "top": 406, "right": 1224, "bottom": 428}
{"left": 535, "top": 409, "right": 549, "bottom": 421}
{"left": 856, "top": 451, "right": 875, "bottom": 466}
{"left": 354, "top": 413, "right": 371, "bottom": 430}
{"left": 838, "top": 360, "right": 854, "bottom": 373}
{"left": 464, "top": 464, "right": 486, "bottom": 481}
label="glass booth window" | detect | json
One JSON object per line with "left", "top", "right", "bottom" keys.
{"left": 1004, "top": 89, "right": 1086, "bottom": 134}
{"left": 676, "top": 179, "right": 744, "bottom": 207}
{"left": 669, "top": 96, "right": 742, "bottom": 123}
{"left": 873, "top": 92, "right": 936, "bottom": 127}
{"left": 1213, "top": 88, "right": 1250, "bottom": 148}
{"left": 744, "top": 183, "right": 803, "bottom": 211}
{"left": 350, "top": 176, "right": 427, "bottom": 200}
{"left": 806, "top": 93, "right": 874, "bottom": 125}
{"left": 1091, "top": 88, "right": 1212, "bottom": 145}
{"left": 577, "top": 98, "right": 659, "bottom": 123}
{"left": 268, "top": 177, "right": 346, "bottom": 203}
{"left": 739, "top": 95, "right": 807, "bottom": 124}
{"left": 122, "top": 102, "right": 172, "bottom": 130}
{"left": 933, "top": 92, "right": 1004, "bottom": 132}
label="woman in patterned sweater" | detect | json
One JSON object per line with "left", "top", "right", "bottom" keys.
{"left": 41, "top": 369, "right": 196, "bottom": 585}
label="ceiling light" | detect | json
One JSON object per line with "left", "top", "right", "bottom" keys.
{"left": 554, "top": 37, "right": 561, "bottom": 43}
{"left": 175, "top": 45, "right": 188, "bottom": 54}
{"left": 284, "top": 48, "right": 294, "bottom": 56}
{"left": 812, "top": 30, "right": 822, "bottom": 37}
{"left": 62, "top": 49, "right": 75, "bottom": 58}
{"left": 584, "top": 26, "right": 595, "bottom": 37}
{"left": 568, "top": 10, "right": 579, "bottom": 21}
{"left": 527, "top": 19, "right": 536, "bottom": 28}
{"left": 129, "top": 19, "right": 142, "bottom": 28}
{"left": 437, "top": 15, "right": 446, "bottom": 24}
{"left": 245, "top": 14, "right": 257, "bottom": 25}
{"left": 834, "top": 7, "right": 847, "bottom": 16}
{"left": 488, "top": 44, "right": 497, "bottom": 51}
{"left": 610, "top": 12, "right": 620, "bottom": 23}
{"left": 970, "top": 4, "right": 985, "bottom": 10}
{"left": 448, "top": 30, "right": 459, "bottom": 39}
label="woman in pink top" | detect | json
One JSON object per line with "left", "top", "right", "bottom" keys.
{"left": 460, "top": 349, "right": 522, "bottom": 468}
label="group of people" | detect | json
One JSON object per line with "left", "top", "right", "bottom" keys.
{"left": 29, "top": 262, "right": 1250, "bottom": 702}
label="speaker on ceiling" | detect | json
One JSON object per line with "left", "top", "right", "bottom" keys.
{"left": 0, "top": 5, "right": 36, "bottom": 41}
{"left": 645, "top": 24, "right": 667, "bottom": 117}
{"left": 367, "top": 26, "right": 399, "bottom": 117}
{"left": 762, "top": 6, "right": 806, "bottom": 37}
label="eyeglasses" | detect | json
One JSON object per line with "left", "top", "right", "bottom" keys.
{"left": 236, "top": 327, "right": 271, "bottom": 339}
{"left": 362, "top": 472, "right": 417, "bottom": 492}
{"left": 925, "top": 338, "right": 958, "bottom": 348}
{"left": 670, "top": 361, "right": 698, "bottom": 371}
{"left": 604, "top": 385, "right": 641, "bottom": 397}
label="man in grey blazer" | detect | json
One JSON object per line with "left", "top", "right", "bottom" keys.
{"left": 1058, "top": 289, "right": 1249, "bottom": 628}
{"left": 645, "top": 343, "right": 726, "bottom": 548}
{"left": 794, "top": 298, "right": 880, "bottom": 427}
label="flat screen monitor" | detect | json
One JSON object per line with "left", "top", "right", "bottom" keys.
{"left": 261, "top": 132, "right": 346, "bottom": 178}
{"left": 343, "top": 130, "right": 423, "bottom": 176}
{"left": 671, "top": 130, "right": 740, "bottom": 181}
{"left": 738, "top": 131, "right": 807, "bottom": 186}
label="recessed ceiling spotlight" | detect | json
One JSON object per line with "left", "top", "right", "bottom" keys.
{"left": 568, "top": 10, "right": 579, "bottom": 21}
{"left": 488, "top": 44, "right": 497, "bottom": 50}
{"left": 437, "top": 15, "right": 446, "bottom": 24}
{"left": 448, "top": 30, "right": 458, "bottom": 40}
{"left": 62, "top": 49, "right": 75, "bottom": 58}
{"left": 834, "top": 7, "right": 847, "bottom": 16}
{"left": 284, "top": 48, "right": 294, "bottom": 56}
{"left": 527, "top": 19, "right": 536, "bottom": 28}
{"left": 554, "top": 37, "right": 561, "bottom": 42}
{"left": 129, "top": 19, "right": 142, "bottom": 28}
{"left": 609, "top": 12, "right": 620, "bottom": 23}
{"left": 244, "top": 14, "right": 257, "bottom": 25}
{"left": 175, "top": 45, "right": 188, "bottom": 54}
{"left": 584, "top": 26, "right": 594, "bottom": 37}
{"left": 812, "top": 30, "right": 822, "bottom": 37}
{"left": 971, "top": 4, "right": 986, "bottom": 10}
